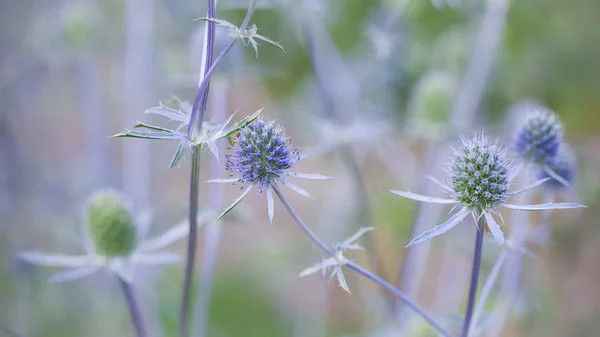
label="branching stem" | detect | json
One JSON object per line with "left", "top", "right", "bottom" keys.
{"left": 273, "top": 186, "right": 451, "bottom": 337}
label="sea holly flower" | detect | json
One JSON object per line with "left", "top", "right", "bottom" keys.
{"left": 195, "top": 17, "right": 285, "bottom": 57}
{"left": 18, "top": 190, "right": 185, "bottom": 284}
{"left": 513, "top": 104, "right": 569, "bottom": 186}
{"left": 209, "top": 119, "right": 330, "bottom": 224}
{"left": 113, "top": 98, "right": 262, "bottom": 167}
{"left": 389, "top": 133, "right": 585, "bottom": 247}
{"left": 299, "top": 227, "right": 375, "bottom": 293}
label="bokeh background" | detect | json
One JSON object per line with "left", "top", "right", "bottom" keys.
{"left": 1, "top": 0, "right": 599, "bottom": 336}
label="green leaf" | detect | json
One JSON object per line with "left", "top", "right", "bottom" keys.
{"left": 112, "top": 130, "right": 185, "bottom": 140}
{"left": 133, "top": 122, "right": 177, "bottom": 133}
{"left": 222, "top": 108, "right": 263, "bottom": 138}
{"left": 169, "top": 140, "right": 190, "bottom": 168}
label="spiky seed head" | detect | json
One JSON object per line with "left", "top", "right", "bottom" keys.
{"left": 449, "top": 134, "right": 512, "bottom": 210}
{"left": 515, "top": 107, "right": 563, "bottom": 165}
{"left": 539, "top": 143, "right": 575, "bottom": 190}
{"left": 86, "top": 190, "right": 136, "bottom": 257}
{"left": 408, "top": 70, "right": 456, "bottom": 139}
{"left": 226, "top": 120, "right": 300, "bottom": 191}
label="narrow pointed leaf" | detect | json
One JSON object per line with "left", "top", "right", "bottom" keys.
{"left": 254, "top": 34, "right": 286, "bottom": 53}
{"left": 335, "top": 267, "right": 350, "bottom": 293}
{"left": 427, "top": 176, "right": 453, "bottom": 192}
{"left": 501, "top": 202, "right": 585, "bottom": 211}
{"left": 112, "top": 130, "right": 185, "bottom": 140}
{"left": 508, "top": 178, "right": 551, "bottom": 196}
{"left": 282, "top": 180, "right": 313, "bottom": 199}
{"left": 215, "top": 184, "right": 255, "bottom": 223}
{"left": 389, "top": 190, "right": 458, "bottom": 204}
{"left": 341, "top": 227, "right": 376, "bottom": 247}
{"left": 169, "top": 140, "right": 189, "bottom": 167}
{"left": 406, "top": 207, "right": 470, "bottom": 247}
{"left": 144, "top": 104, "right": 188, "bottom": 122}
{"left": 133, "top": 122, "right": 175, "bottom": 133}
{"left": 287, "top": 172, "right": 331, "bottom": 180}
{"left": 483, "top": 211, "right": 504, "bottom": 245}
{"left": 138, "top": 224, "right": 189, "bottom": 252}
{"left": 18, "top": 252, "right": 89, "bottom": 268}
{"left": 266, "top": 186, "right": 275, "bottom": 224}
{"left": 49, "top": 265, "right": 101, "bottom": 283}
{"left": 206, "top": 178, "right": 238, "bottom": 183}
{"left": 543, "top": 165, "right": 570, "bottom": 187}
{"left": 222, "top": 108, "right": 263, "bottom": 138}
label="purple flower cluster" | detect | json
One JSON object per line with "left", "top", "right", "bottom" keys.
{"left": 515, "top": 108, "right": 563, "bottom": 166}
{"left": 226, "top": 120, "right": 300, "bottom": 191}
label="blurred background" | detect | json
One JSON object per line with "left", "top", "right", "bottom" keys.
{"left": 1, "top": 0, "right": 599, "bottom": 336}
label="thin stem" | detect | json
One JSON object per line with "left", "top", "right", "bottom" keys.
{"left": 118, "top": 277, "right": 146, "bottom": 337}
{"left": 186, "top": 0, "right": 258, "bottom": 138}
{"left": 461, "top": 214, "right": 485, "bottom": 337}
{"left": 180, "top": 0, "right": 216, "bottom": 335}
{"left": 179, "top": 151, "right": 201, "bottom": 337}
{"left": 272, "top": 186, "right": 451, "bottom": 337}
{"left": 468, "top": 248, "right": 508, "bottom": 336}
{"left": 192, "top": 77, "right": 228, "bottom": 337}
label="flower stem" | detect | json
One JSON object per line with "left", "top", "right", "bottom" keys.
{"left": 468, "top": 248, "right": 508, "bottom": 336}
{"left": 272, "top": 186, "right": 451, "bottom": 337}
{"left": 118, "top": 277, "right": 146, "bottom": 337}
{"left": 461, "top": 213, "right": 485, "bottom": 337}
{"left": 179, "top": 150, "right": 201, "bottom": 337}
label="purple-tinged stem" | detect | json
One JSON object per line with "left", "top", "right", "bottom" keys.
{"left": 179, "top": 0, "right": 215, "bottom": 336}
{"left": 273, "top": 186, "right": 451, "bottom": 337}
{"left": 461, "top": 213, "right": 485, "bottom": 337}
{"left": 118, "top": 277, "right": 146, "bottom": 337}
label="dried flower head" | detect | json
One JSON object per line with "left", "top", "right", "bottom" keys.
{"left": 389, "top": 133, "right": 584, "bottom": 246}
{"left": 211, "top": 119, "right": 330, "bottom": 224}
{"left": 515, "top": 107, "right": 563, "bottom": 166}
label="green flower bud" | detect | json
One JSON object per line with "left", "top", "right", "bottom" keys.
{"left": 407, "top": 70, "right": 457, "bottom": 139}
{"left": 87, "top": 190, "right": 136, "bottom": 257}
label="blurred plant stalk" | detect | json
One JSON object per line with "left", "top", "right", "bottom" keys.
{"left": 122, "top": 0, "right": 158, "bottom": 335}
{"left": 192, "top": 76, "right": 227, "bottom": 337}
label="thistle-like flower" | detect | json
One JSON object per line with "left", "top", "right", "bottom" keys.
{"left": 299, "top": 227, "right": 375, "bottom": 293}
{"left": 209, "top": 119, "right": 330, "bottom": 224}
{"left": 18, "top": 190, "right": 185, "bottom": 284}
{"left": 389, "top": 133, "right": 584, "bottom": 246}
{"left": 513, "top": 104, "right": 568, "bottom": 185}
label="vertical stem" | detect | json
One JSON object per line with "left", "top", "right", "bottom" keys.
{"left": 118, "top": 277, "right": 147, "bottom": 337}
{"left": 180, "top": 151, "right": 201, "bottom": 337}
{"left": 192, "top": 78, "right": 228, "bottom": 337}
{"left": 468, "top": 248, "right": 508, "bottom": 336}
{"left": 180, "top": 0, "right": 216, "bottom": 335}
{"left": 461, "top": 213, "right": 485, "bottom": 337}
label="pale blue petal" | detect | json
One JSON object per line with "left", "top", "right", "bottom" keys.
{"left": 406, "top": 208, "right": 470, "bottom": 247}
{"left": 389, "top": 190, "right": 458, "bottom": 204}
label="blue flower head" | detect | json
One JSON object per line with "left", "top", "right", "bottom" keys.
{"left": 213, "top": 119, "right": 330, "bottom": 224}
{"left": 515, "top": 107, "right": 563, "bottom": 166}
{"left": 226, "top": 119, "right": 300, "bottom": 191}
{"left": 449, "top": 134, "right": 511, "bottom": 211}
